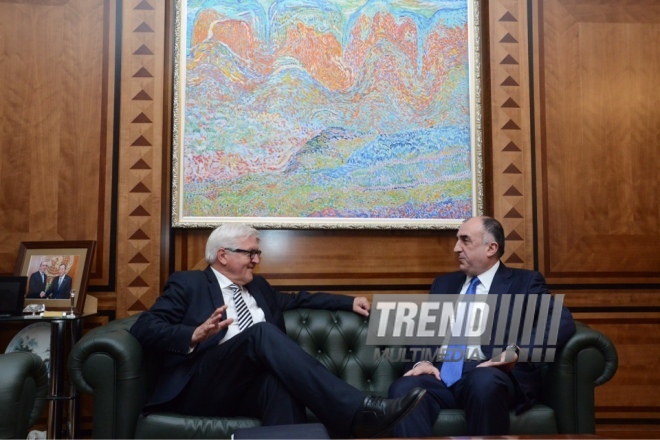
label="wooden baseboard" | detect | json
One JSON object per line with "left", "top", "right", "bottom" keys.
{"left": 597, "top": 423, "right": 660, "bottom": 439}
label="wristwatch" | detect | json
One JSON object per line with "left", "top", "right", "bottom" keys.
{"left": 506, "top": 344, "right": 520, "bottom": 356}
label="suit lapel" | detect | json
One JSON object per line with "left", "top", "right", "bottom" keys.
{"left": 432, "top": 272, "right": 467, "bottom": 295}
{"left": 204, "top": 266, "right": 226, "bottom": 309}
{"left": 449, "top": 274, "right": 467, "bottom": 295}
{"left": 482, "top": 263, "right": 516, "bottom": 358}
{"left": 489, "top": 263, "right": 514, "bottom": 296}
{"left": 200, "top": 266, "right": 230, "bottom": 347}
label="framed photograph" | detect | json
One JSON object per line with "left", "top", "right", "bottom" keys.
{"left": 172, "top": 0, "right": 483, "bottom": 229}
{"left": 13, "top": 241, "right": 96, "bottom": 315}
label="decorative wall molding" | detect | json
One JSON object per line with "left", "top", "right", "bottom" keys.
{"left": 116, "top": 0, "right": 166, "bottom": 317}
{"left": 489, "top": 0, "right": 535, "bottom": 268}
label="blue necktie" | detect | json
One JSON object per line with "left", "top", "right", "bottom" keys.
{"left": 228, "top": 284, "right": 253, "bottom": 331}
{"left": 441, "top": 276, "right": 481, "bottom": 387}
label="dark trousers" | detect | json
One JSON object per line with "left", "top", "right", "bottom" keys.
{"left": 388, "top": 364, "right": 515, "bottom": 436}
{"left": 170, "top": 322, "right": 365, "bottom": 437}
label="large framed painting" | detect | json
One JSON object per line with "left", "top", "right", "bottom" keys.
{"left": 173, "top": 0, "right": 483, "bottom": 229}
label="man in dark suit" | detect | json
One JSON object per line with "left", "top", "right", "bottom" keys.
{"left": 130, "top": 223, "right": 425, "bottom": 438}
{"left": 27, "top": 261, "right": 49, "bottom": 298}
{"left": 45, "top": 263, "right": 72, "bottom": 299}
{"left": 388, "top": 216, "right": 576, "bottom": 436}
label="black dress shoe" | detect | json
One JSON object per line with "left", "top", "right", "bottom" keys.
{"left": 350, "top": 387, "right": 426, "bottom": 438}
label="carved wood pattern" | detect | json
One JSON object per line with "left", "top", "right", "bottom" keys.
{"left": 116, "top": 0, "right": 165, "bottom": 317}
{"left": 488, "top": 0, "right": 535, "bottom": 268}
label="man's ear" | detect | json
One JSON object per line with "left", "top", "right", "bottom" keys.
{"left": 486, "top": 242, "right": 499, "bottom": 258}
{"left": 216, "top": 248, "right": 228, "bottom": 265}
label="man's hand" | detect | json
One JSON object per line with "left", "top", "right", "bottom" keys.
{"left": 352, "top": 296, "right": 371, "bottom": 316}
{"left": 476, "top": 349, "right": 518, "bottom": 373}
{"left": 404, "top": 361, "right": 441, "bottom": 380}
{"left": 191, "top": 305, "right": 233, "bottom": 346}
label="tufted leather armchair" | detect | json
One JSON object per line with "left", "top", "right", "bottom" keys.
{"left": 69, "top": 309, "right": 618, "bottom": 438}
{"left": 0, "top": 352, "right": 49, "bottom": 439}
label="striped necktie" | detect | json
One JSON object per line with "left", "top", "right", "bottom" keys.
{"left": 440, "top": 276, "right": 481, "bottom": 387}
{"left": 228, "top": 284, "right": 253, "bottom": 331}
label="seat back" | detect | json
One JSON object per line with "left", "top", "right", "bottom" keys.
{"left": 0, "top": 352, "right": 48, "bottom": 439}
{"left": 284, "top": 308, "right": 405, "bottom": 396}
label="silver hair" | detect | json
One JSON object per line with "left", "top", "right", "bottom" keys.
{"left": 205, "top": 223, "right": 260, "bottom": 264}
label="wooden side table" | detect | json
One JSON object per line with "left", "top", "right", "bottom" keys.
{"left": 1, "top": 313, "right": 94, "bottom": 439}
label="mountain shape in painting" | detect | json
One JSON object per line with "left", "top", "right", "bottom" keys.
{"left": 182, "top": 0, "right": 472, "bottom": 220}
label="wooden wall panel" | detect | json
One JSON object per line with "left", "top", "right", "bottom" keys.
{"left": 0, "top": 0, "right": 116, "bottom": 288}
{"left": 535, "top": 0, "right": 660, "bottom": 284}
{"left": 115, "top": 0, "right": 168, "bottom": 318}
{"left": 562, "top": 291, "right": 660, "bottom": 425}
{"left": 533, "top": 0, "right": 660, "bottom": 430}
{"left": 174, "top": 228, "right": 461, "bottom": 293}
{"left": 578, "top": 316, "right": 660, "bottom": 417}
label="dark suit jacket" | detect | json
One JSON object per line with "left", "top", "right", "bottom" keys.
{"left": 27, "top": 271, "right": 48, "bottom": 298}
{"left": 428, "top": 263, "right": 576, "bottom": 411}
{"left": 130, "top": 266, "right": 355, "bottom": 407}
{"left": 45, "top": 274, "right": 73, "bottom": 299}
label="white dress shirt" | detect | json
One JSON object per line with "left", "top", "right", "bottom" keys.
{"left": 211, "top": 268, "right": 266, "bottom": 344}
{"left": 445, "top": 260, "right": 501, "bottom": 361}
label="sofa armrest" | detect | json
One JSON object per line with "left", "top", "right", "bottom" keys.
{"left": 68, "top": 315, "right": 145, "bottom": 439}
{"left": 0, "top": 352, "right": 48, "bottom": 439}
{"left": 543, "top": 321, "right": 618, "bottom": 434}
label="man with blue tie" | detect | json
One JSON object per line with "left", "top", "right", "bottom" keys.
{"left": 45, "top": 263, "right": 72, "bottom": 299}
{"left": 388, "top": 216, "right": 576, "bottom": 436}
{"left": 27, "top": 261, "right": 49, "bottom": 298}
{"left": 130, "top": 223, "right": 425, "bottom": 438}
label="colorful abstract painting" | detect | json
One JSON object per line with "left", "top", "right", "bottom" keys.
{"left": 173, "top": 0, "right": 481, "bottom": 228}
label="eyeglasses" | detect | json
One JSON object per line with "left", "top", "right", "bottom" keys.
{"left": 225, "top": 248, "right": 262, "bottom": 260}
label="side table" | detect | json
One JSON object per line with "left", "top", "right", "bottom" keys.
{"left": 1, "top": 313, "right": 94, "bottom": 439}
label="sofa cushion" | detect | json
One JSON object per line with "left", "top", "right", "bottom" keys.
{"left": 234, "top": 423, "right": 330, "bottom": 439}
{"left": 135, "top": 413, "right": 261, "bottom": 439}
{"left": 431, "top": 405, "right": 557, "bottom": 436}
{"left": 509, "top": 404, "right": 558, "bottom": 434}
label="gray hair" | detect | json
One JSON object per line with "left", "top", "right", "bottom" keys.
{"left": 205, "top": 223, "right": 260, "bottom": 264}
{"left": 481, "top": 216, "right": 505, "bottom": 258}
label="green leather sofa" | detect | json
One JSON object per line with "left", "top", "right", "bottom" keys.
{"left": 68, "top": 309, "right": 618, "bottom": 438}
{"left": 0, "top": 352, "right": 48, "bottom": 439}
